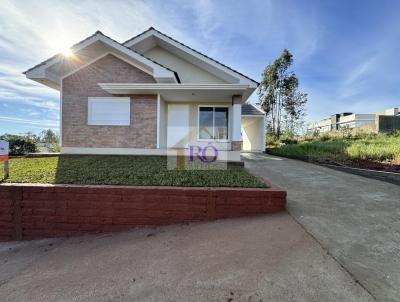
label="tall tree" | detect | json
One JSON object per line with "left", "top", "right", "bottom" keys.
{"left": 258, "top": 49, "right": 307, "bottom": 138}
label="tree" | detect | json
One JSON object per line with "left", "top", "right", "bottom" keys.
{"left": 281, "top": 75, "right": 307, "bottom": 137}
{"left": 258, "top": 49, "right": 307, "bottom": 138}
{"left": 40, "top": 129, "right": 60, "bottom": 152}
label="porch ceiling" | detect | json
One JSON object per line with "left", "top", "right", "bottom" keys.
{"left": 98, "top": 83, "right": 254, "bottom": 102}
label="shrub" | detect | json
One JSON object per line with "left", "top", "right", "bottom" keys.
{"left": 281, "top": 138, "right": 298, "bottom": 145}
{"left": 10, "top": 138, "right": 38, "bottom": 155}
{"left": 0, "top": 135, "right": 38, "bottom": 155}
{"left": 266, "top": 133, "right": 280, "bottom": 147}
{"left": 319, "top": 134, "right": 331, "bottom": 141}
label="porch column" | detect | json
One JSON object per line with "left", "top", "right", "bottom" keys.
{"left": 231, "top": 95, "right": 242, "bottom": 151}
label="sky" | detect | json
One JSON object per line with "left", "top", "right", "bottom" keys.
{"left": 0, "top": 0, "right": 399, "bottom": 134}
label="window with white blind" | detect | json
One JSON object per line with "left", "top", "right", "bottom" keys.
{"left": 88, "top": 97, "right": 130, "bottom": 126}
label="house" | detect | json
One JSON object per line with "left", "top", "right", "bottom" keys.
{"left": 24, "top": 28, "right": 265, "bottom": 161}
{"left": 307, "top": 107, "right": 400, "bottom": 133}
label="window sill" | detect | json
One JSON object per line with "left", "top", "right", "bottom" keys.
{"left": 197, "top": 139, "right": 230, "bottom": 143}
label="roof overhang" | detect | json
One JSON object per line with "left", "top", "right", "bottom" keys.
{"left": 24, "top": 31, "right": 178, "bottom": 90}
{"left": 98, "top": 83, "right": 254, "bottom": 102}
{"left": 124, "top": 28, "right": 259, "bottom": 88}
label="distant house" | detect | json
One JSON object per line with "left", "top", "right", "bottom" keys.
{"left": 307, "top": 108, "right": 400, "bottom": 133}
{"left": 24, "top": 28, "right": 265, "bottom": 161}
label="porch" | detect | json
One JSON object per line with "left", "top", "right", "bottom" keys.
{"left": 98, "top": 83, "right": 265, "bottom": 161}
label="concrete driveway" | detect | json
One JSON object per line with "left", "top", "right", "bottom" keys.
{"left": 0, "top": 213, "right": 373, "bottom": 301}
{"left": 243, "top": 153, "right": 400, "bottom": 302}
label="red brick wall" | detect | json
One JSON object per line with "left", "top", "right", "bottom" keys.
{"left": 62, "top": 54, "right": 158, "bottom": 148}
{"left": 0, "top": 184, "right": 286, "bottom": 241}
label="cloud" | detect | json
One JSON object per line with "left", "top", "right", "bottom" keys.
{"left": 0, "top": 0, "right": 169, "bottom": 134}
{"left": 339, "top": 56, "right": 379, "bottom": 99}
{"left": 0, "top": 0, "right": 399, "bottom": 132}
{"left": 0, "top": 115, "right": 58, "bottom": 127}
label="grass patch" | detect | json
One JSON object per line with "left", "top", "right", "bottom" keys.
{"left": 0, "top": 155, "right": 266, "bottom": 188}
{"left": 269, "top": 132, "right": 400, "bottom": 163}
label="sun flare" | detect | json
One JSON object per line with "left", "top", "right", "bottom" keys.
{"left": 61, "top": 48, "right": 73, "bottom": 57}
{"left": 48, "top": 36, "right": 74, "bottom": 57}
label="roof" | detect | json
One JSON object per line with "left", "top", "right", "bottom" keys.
{"left": 242, "top": 103, "right": 264, "bottom": 116}
{"left": 25, "top": 28, "right": 257, "bottom": 91}
{"left": 123, "top": 27, "right": 259, "bottom": 85}
{"left": 23, "top": 30, "right": 101, "bottom": 74}
{"left": 24, "top": 31, "right": 180, "bottom": 83}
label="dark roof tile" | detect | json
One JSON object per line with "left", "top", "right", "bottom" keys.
{"left": 242, "top": 103, "right": 264, "bottom": 115}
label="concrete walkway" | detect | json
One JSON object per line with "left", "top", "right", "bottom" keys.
{"left": 243, "top": 153, "right": 400, "bottom": 302}
{"left": 0, "top": 214, "right": 373, "bottom": 301}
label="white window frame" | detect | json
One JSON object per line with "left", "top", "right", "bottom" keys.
{"left": 88, "top": 97, "right": 130, "bottom": 126}
{"left": 197, "top": 105, "right": 230, "bottom": 142}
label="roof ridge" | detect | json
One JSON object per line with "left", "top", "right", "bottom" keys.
{"left": 122, "top": 27, "right": 154, "bottom": 45}
{"left": 123, "top": 27, "right": 259, "bottom": 85}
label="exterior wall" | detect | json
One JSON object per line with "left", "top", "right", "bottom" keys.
{"left": 337, "top": 114, "right": 375, "bottom": 129}
{"left": 376, "top": 108, "right": 399, "bottom": 116}
{"left": 376, "top": 115, "right": 400, "bottom": 132}
{"left": 308, "top": 114, "right": 375, "bottom": 133}
{"left": 307, "top": 124, "right": 331, "bottom": 133}
{"left": 0, "top": 183, "right": 286, "bottom": 241}
{"left": 242, "top": 117, "right": 264, "bottom": 151}
{"left": 62, "top": 54, "right": 157, "bottom": 149}
{"left": 144, "top": 47, "right": 227, "bottom": 84}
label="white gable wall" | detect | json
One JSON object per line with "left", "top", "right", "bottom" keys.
{"left": 144, "top": 47, "right": 227, "bottom": 84}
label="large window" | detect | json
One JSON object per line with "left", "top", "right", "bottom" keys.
{"left": 198, "top": 106, "right": 229, "bottom": 140}
{"left": 88, "top": 97, "right": 130, "bottom": 126}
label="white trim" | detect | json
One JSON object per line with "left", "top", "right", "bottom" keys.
{"left": 156, "top": 94, "right": 160, "bottom": 149}
{"left": 262, "top": 115, "right": 266, "bottom": 151}
{"left": 87, "top": 97, "right": 130, "bottom": 126}
{"left": 98, "top": 83, "right": 249, "bottom": 91}
{"left": 60, "top": 51, "right": 153, "bottom": 80}
{"left": 232, "top": 103, "right": 242, "bottom": 141}
{"left": 60, "top": 79, "right": 63, "bottom": 146}
{"left": 197, "top": 105, "right": 230, "bottom": 142}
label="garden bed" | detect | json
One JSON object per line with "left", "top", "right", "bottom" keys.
{"left": 0, "top": 155, "right": 266, "bottom": 188}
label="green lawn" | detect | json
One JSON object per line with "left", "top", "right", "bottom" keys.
{"left": 269, "top": 133, "right": 400, "bottom": 163}
{"left": 0, "top": 155, "right": 267, "bottom": 188}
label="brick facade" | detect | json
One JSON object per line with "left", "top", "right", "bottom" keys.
{"left": 0, "top": 183, "right": 286, "bottom": 241}
{"left": 62, "top": 54, "right": 157, "bottom": 148}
